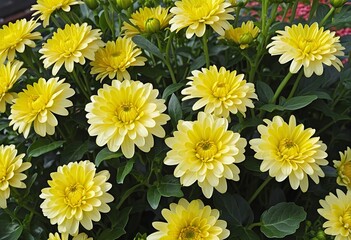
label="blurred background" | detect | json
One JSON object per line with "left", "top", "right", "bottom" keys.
{"left": 0, "top": 0, "right": 36, "bottom": 25}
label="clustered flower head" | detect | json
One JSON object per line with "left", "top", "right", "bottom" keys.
{"left": 318, "top": 189, "right": 351, "bottom": 240}
{"left": 122, "top": 6, "right": 172, "bottom": 37}
{"left": 85, "top": 80, "right": 170, "bottom": 159}
{"left": 164, "top": 112, "right": 247, "bottom": 198}
{"left": 0, "top": 61, "right": 26, "bottom": 113}
{"left": 334, "top": 147, "right": 351, "bottom": 189}
{"left": 40, "top": 160, "right": 114, "bottom": 236}
{"left": 170, "top": 0, "right": 234, "bottom": 38}
{"left": 222, "top": 21, "right": 260, "bottom": 49}
{"left": 147, "top": 198, "right": 230, "bottom": 240}
{"left": 250, "top": 115, "right": 328, "bottom": 192}
{"left": 0, "top": 144, "right": 31, "bottom": 209}
{"left": 48, "top": 232, "right": 92, "bottom": 240}
{"left": 31, "top": 0, "right": 83, "bottom": 27}
{"left": 0, "top": 18, "right": 41, "bottom": 63}
{"left": 40, "top": 23, "right": 104, "bottom": 75}
{"left": 182, "top": 65, "right": 257, "bottom": 119}
{"left": 267, "top": 22, "right": 345, "bottom": 77}
{"left": 90, "top": 36, "right": 147, "bottom": 82}
{"left": 9, "top": 77, "right": 75, "bottom": 138}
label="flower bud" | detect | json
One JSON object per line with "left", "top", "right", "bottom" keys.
{"left": 145, "top": 18, "right": 161, "bottom": 33}
{"left": 330, "top": 0, "right": 347, "bottom": 8}
{"left": 116, "top": 0, "right": 133, "bottom": 9}
{"left": 84, "top": 0, "right": 99, "bottom": 10}
{"left": 239, "top": 32, "right": 254, "bottom": 45}
{"left": 228, "top": 0, "right": 246, "bottom": 7}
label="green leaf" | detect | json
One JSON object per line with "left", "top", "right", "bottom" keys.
{"left": 282, "top": 95, "right": 318, "bottom": 110}
{"left": 256, "top": 81, "right": 274, "bottom": 103}
{"left": 0, "top": 213, "right": 23, "bottom": 240}
{"left": 260, "top": 202, "right": 306, "bottom": 238}
{"left": 95, "top": 147, "right": 123, "bottom": 167}
{"left": 99, "top": 208, "right": 131, "bottom": 240}
{"left": 61, "top": 140, "right": 89, "bottom": 163}
{"left": 157, "top": 175, "right": 183, "bottom": 197}
{"left": 97, "top": 228, "right": 126, "bottom": 240}
{"left": 132, "top": 35, "right": 165, "bottom": 61}
{"left": 190, "top": 55, "right": 206, "bottom": 71}
{"left": 116, "top": 159, "right": 135, "bottom": 184}
{"left": 162, "top": 83, "right": 185, "bottom": 100}
{"left": 147, "top": 185, "right": 161, "bottom": 209}
{"left": 27, "top": 140, "right": 65, "bottom": 158}
{"left": 231, "top": 226, "right": 260, "bottom": 240}
{"left": 259, "top": 103, "right": 284, "bottom": 112}
{"left": 168, "top": 94, "right": 183, "bottom": 127}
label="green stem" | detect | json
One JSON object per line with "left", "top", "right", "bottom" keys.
{"left": 202, "top": 34, "right": 210, "bottom": 68}
{"left": 248, "top": 222, "right": 262, "bottom": 230}
{"left": 50, "top": 15, "right": 61, "bottom": 28}
{"left": 72, "top": 68, "right": 90, "bottom": 100}
{"left": 248, "top": 176, "right": 272, "bottom": 204}
{"left": 116, "top": 183, "right": 143, "bottom": 209}
{"left": 287, "top": 70, "right": 303, "bottom": 99}
{"left": 57, "top": 11, "right": 73, "bottom": 24}
{"left": 270, "top": 71, "right": 294, "bottom": 104}
{"left": 234, "top": 7, "right": 242, "bottom": 27}
{"left": 289, "top": 0, "right": 298, "bottom": 22}
{"left": 282, "top": 3, "right": 292, "bottom": 21}
{"left": 18, "top": 51, "right": 41, "bottom": 77}
{"left": 165, "top": 33, "right": 177, "bottom": 84}
{"left": 320, "top": 7, "right": 335, "bottom": 26}
{"left": 261, "top": 0, "right": 269, "bottom": 37}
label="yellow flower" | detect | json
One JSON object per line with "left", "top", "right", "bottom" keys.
{"left": 40, "top": 160, "right": 114, "bottom": 236}
{"left": 9, "top": 77, "right": 75, "bottom": 138}
{"left": 334, "top": 147, "right": 351, "bottom": 190}
{"left": 72, "top": 233, "right": 93, "bottom": 240}
{"left": 0, "top": 61, "right": 26, "bottom": 113}
{"left": 31, "top": 0, "right": 83, "bottom": 27}
{"left": 48, "top": 233, "right": 68, "bottom": 240}
{"left": 267, "top": 22, "right": 345, "bottom": 77}
{"left": 147, "top": 198, "right": 230, "bottom": 240}
{"left": 222, "top": 21, "right": 260, "bottom": 49}
{"left": 249, "top": 115, "right": 328, "bottom": 192}
{"left": 182, "top": 65, "right": 257, "bottom": 119}
{"left": 0, "top": 19, "right": 41, "bottom": 63}
{"left": 40, "top": 23, "right": 104, "bottom": 76}
{"left": 164, "top": 112, "right": 247, "bottom": 198}
{"left": 122, "top": 6, "right": 172, "bottom": 37}
{"left": 169, "top": 0, "right": 234, "bottom": 38}
{"left": 318, "top": 189, "right": 351, "bottom": 239}
{"left": 0, "top": 144, "right": 31, "bottom": 209}
{"left": 85, "top": 80, "right": 170, "bottom": 159}
{"left": 90, "top": 36, "right": 147, "bottom": 82}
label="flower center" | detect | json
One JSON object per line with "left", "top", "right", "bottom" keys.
{"left": 179, "top": 226, "right": 201, "bottom": 240}
{"left": 341, "top": 162, "right": 351, "bottom": 181}
{"left": 297, "top": 37, "right": 319, "bottom": 57}
{"left": 62, "top": 37, "right": 78, "bottom": 56}
{"left": 195, "top": 140, "right": 217, "bottom": 162}
{"left": 30, "top": 94, "right": 47, "bottom": 111}
{"left": 213, "top": 81, "right": 229, "bottom": 99}
{"left": 278, "top": 138, "right": 300, "bottom": 161}
{"left": 116, "top": 103, "right": 140, "bottom": 124}
{"left": 341, "top": 207, "right": 351, "bottom": 230}
{"left": 64, "top": 183, "right": 86, "bottom": 208}
{"left": 0, "top": 166, "right": 6, "bottom": 183}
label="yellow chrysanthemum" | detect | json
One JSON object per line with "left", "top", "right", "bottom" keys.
{"left": 0, "top": 61, "right": 26, "bottom": 113}
{"left": 169, "top": 0, "right": 234, "bottom": 38}
{"left": 0, "top": 144, "right": 31, "bottom": 209}
{"left": 164, "top": 112, "right": 247, "bottom": 198}
{"left": 181, "top": 65, "right": 257, "bottom": 119}
{"left": 90, "top": 36, "right": 147, "bottom": 82}
{"left": 40, "top": 160, "right": 114, "bottom": 236}
{"left": 249, "top": 115, "right": 328, "bottom": 192}
{"left": 0, "top": 19, "right": 41, "bottom": 63}
{"left": 334, "top": 147, "right": 351, "bottom": 190}
{"left": 72, "top": 233, "right": 92, "bottom": 240}
{"left": 31, "top": 0, "right": 83, "bottom": 27}
{"left": 9, "top": 77, "right": 75, "bottom": 138}
{"left": 318, "top": 189, "right": 351, "bottom": 240}
{"left": 48, "top": 233, "right": 68, "bottom": 240}
{"left": 85, "top": 80, "right": 170, "bottom": 159}
{"left": 147, "top": 198, "right": 230, "bottom": 240}
{"left": 40, "top": 23, "right": 104, "bottom": 76}
{"left": 267, "top": 22, "right": 345, "bottom": 77}
{"left": 122, "top": 6, "right": 172, "bottom": 37}
{"left": 222, "top": 21, "right": 260, "bottom": 49}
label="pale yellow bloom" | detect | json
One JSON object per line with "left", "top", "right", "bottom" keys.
{"left": 222, "top": 21, "right": 260, "bottom": 49}
{"left": 31, "top": 0, "right": 83, "bottom": 27}
{"left": 0, "top": 19, "right": 41, "bottom": 63}
{"left": 267, "top": 22, "right": 345, "bottom": 77}
{"left": 40, "top": 160, "right": 114, "bottom": 236}
{"left": 164, "top": 112, "right": 247, "bottom": 198}
{"left": 170, "top": 0, "right": 234, "bottom": 38}
{"left": 86, "top": 80, "right": 170, "bottom": 159}
{"left": 48, "top": 233, "right": 68, "bottom": 240}
{"left": 0, "top": 61, "right": 26, "bottom": 113}
{"left": 9, "top": 77, "right": 75, "bottom": 138}
{"left": 122, "top": 6, "right": 172, "bottom": 37}
{"left": 249, "top": 115, "right": 328, "bottom": 192}
{"left": 147, "top": 198, "right": 230, "bottom": 240}
{"left": 40, "top": 23, "right": 104, "bottom": 76}
{"left": 334, "top": 147, "right": 351, "bottom": 190}
{"left": 72, "top": 233, "right": 93, "bottom": 240}
{"left": 0, "top": 144, "right": 31, "bottom": 209}
{"left": 182, "top": 65, "right": 257, "bottom": 119}
{"left": 318, "top": 189, "right": 351, "bottom": 240}
{"left": 90, "top": 36, "right": 147, "bottom": 82}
